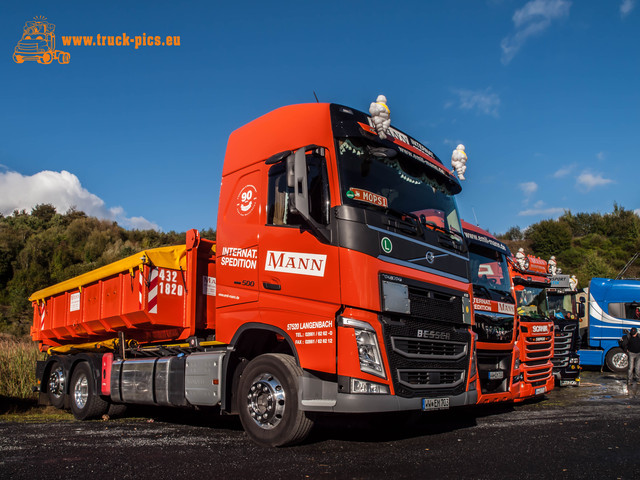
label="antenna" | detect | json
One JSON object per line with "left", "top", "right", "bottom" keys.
{"left": 472, "top": 207, "right": 479, "bottom": 226}
{"left": 313, "top": 91, "right": 319, "bottom": 103}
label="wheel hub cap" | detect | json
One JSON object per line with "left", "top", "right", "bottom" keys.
{"left": 246, "top": 373, "right": 285, "bottom": 430}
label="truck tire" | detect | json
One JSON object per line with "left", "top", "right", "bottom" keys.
{"left": 237, "top": 353, "right": 313, "bottom": 447}
{"left": 47, "top": 360, "right": 66, "bottom": 409}
{"left": 605, "top": 348, "right": 628, "bottom": 373}
{"left": 69, "top": 362, "right": 109, "bottom": 420}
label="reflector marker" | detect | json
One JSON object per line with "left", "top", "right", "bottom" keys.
{"left": 148, "top": 268, "right": 159, "bottom": 314}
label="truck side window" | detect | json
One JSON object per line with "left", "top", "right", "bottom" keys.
{"left": 609, "top": 302, "right": 640, "bottom": 320}
{"left": 267, "top": 151, "right": 330, "bottom": 227}
{"left": 267, "top": 162, "right": 302, "bottom": 226}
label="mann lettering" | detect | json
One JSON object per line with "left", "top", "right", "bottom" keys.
{"left": 265, "top": 251, "right": 327, "bottom": 277}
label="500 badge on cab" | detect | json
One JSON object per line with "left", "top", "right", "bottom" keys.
{"left": 158, "top": 268, "right": 184, "bottom": 296}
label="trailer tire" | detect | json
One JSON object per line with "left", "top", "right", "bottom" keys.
{"left": 69, "top": 362, "right": 109, "bottom": 420}
{"left": 237, "top": 353, "right": 313, "bottom": 447}
{"left": 46, "top": 360, "right": 66, "bottom": 409}
{"left": 605, "top": 348, "right": 628, "bottom": 373}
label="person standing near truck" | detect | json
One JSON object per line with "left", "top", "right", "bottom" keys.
{"left": 622, "top": 328, "right": 640, "bottom": 386}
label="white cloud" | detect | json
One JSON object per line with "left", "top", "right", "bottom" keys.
{"left": 576, "top": 171, "right": 614, "bottom": 190}
{"left": 501, "top": 0, "right": 572, "bottom": 64}
{"left": 596, "top": 151, "right": 606, "bottom": 161}
{"left": 621, "top": 0, "right": 636, "bottom": 17}
{"left": 0, "top": 169, "right": 160, "bottom": 231}
{"left": 553, "top": 163, "right": 576, "bottom": 178}
{"left": 450, "top": 88, "right": 501, "bottom": 117}
{"left": 635, "top": 208, "right": 640, "bottom": 217}
{"left": 518, "top": 206, "right": 565, "bottom": 216}
{"left": 519, "top": 181, "right": 538, "bottom": 196}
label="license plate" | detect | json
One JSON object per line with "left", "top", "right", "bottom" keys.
{"left": 488, "top": 371, "right": 504, "bottom": 380}
{"left": 422, "top": 397, "right": 450, "bottom": 411}
{"left": 535, "top": 386, "right": 546, "bottom": 395}
{"left": 560, "top": 380, "right": 579, "bottom": 386}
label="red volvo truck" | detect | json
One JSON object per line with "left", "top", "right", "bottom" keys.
{"left": 30, "top": 102, "right": 477, "bottom": 446}
{"left": 462, "top": 221, "right": 518, "bottom": 404}
{"left": 508, "top": 255, "right": 555, "bottom": 402}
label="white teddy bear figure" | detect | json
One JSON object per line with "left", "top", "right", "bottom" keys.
{"left": 451, "top": 144, "right": 468, "bottom": 180}
{"left": 369, "top": 95, "right": 391, "bottom": 139}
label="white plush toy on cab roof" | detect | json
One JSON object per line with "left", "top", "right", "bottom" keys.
{"left": 369, "top": 95, "right": 391, "bottom": 140}
{"left": 548, "top": 256, "right": 557, "bottom": 276}
{"left": 451, "top": 144, "right": 468, "bottom": 180}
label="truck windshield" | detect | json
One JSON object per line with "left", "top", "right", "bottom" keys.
{"left": 469, "top": 246, "right": 511, "bottom": 298}
{"left": 336, "top": 137, "right": 462, "bottom": 239}
{"left": 516, "top": 287, "right": 549, "bottom": 319}
{"left": 547, "top": 293, "right": 573, "bottom": 318}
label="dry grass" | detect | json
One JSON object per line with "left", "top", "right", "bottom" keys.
{"left": 0, "top": 337, "right": 43, "bottom": 399}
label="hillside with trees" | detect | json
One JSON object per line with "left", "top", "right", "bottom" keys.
{"left": 0, "top": 204, "right": 215, "bottom": 337}
{"left": 0, "top": 204, "right": 638, "bottom": 338}
{"left": 497, "top": 204, "right": 640, "bottom": 287}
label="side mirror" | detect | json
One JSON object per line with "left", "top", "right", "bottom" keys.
{"left": 578, "top": 303, "right": 585, "bottom": 318}
{"left": 293, "top": 147, "right": 309, "bottom": 220}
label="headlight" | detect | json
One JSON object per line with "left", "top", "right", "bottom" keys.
{"left": 514, "top": 359, "right": 521, "bottom": 370}
{"left": 569, "top": 357, "right": 579, "bottom": 365}
{"left": 340, "top": 317, "right": 386, "bottom": 379}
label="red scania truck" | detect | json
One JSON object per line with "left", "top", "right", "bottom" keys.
{"left": 508, "top": 255, "right": 555, "bottom": 401}
{"left": 30, "top": 102, "right": 477, "bottom": 446}
{"left": 462, "top": 221, "right": 518, "bottom": 404}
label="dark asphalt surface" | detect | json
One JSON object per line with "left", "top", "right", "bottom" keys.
{"left": 2, "top": 370, "right": 640, "bottom": 479}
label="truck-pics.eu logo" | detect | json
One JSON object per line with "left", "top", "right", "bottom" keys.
{"left": 13, "top": 17, "right": 70, "bottom": 65}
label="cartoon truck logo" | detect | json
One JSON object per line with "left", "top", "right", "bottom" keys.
{"left": 13, "top": 17, "right": 70, "bottom": 65}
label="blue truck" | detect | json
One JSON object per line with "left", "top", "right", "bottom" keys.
{"left": 578, "top": 277, "right": 640, "bottom": 372}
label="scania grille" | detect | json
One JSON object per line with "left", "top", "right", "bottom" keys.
{"left": 524, "top": 366, "right": 552, "bottom": 382}
{"left": 381, "top": 316, "right": 470, "bottom": 398}
{"left": 553, "top": 332, "right": 572, "bottom": 368}
{"left": 524, "top": 340, "right": 552, "bottom": 360}
{"left": 408, "top": 288, "right": 463, "bottom": 323}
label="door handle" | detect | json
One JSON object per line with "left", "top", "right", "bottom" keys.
{"left": 263, "top": 282, "right": 281, "bottom": 291}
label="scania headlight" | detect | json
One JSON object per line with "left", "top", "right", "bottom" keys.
{"left": 569, "top": 357, "right": 579, "bottom": 365}
{"left": 340, "top": 317, "right": 386, "bottom": 379}
{"left": 514, "top": 358, "right": 521, "bottom": 370}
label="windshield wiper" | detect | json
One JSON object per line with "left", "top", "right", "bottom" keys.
{"left": 419, "top": 218, "right": 463, "bottom": 242}
{"left": 473, "top": 284, "right": 492, "bottom": 299}
{"left": 489, "top": 288, "right": 514, "bottom": 302}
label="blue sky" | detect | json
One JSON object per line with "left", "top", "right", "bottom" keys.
{"left": 1, "top": 0, "right": 638, "bottom": 235}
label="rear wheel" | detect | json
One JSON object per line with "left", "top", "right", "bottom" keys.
{"left": 47, "top": 361, "right": 66, "bottom": 409}
{"left": 69, "top": 362, "right": 109, "bottom": 420}
{"left": 237, "top": 354, "right": 313, "bottom": 447}
{"left": 605, "top": 348, "right": 628, "bottom": 373}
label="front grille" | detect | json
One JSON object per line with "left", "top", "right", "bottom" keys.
{"left": 381, "top": 316, "right": 471, "bottom": 398}
{"left": 391, "top": 337, "right": 467, "bottom": 360}
{"left": 409, "top": 287, "right": 462, "bottom": 323}
{"left": 525, "top": 365, "right": 552, "bottom": 383}
{"left": 553, "top": 321, "right": 579, "bottom": 372}
{"left": 397, "top": 369, "right": 465, "bottom": 389}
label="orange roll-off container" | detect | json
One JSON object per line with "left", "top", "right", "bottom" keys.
{"left": 29, "top": 229, "right": 216, "bottom": 351}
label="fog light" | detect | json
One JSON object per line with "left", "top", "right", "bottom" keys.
{"left": 351, "top": 378, "right": 390, "bottom": 394}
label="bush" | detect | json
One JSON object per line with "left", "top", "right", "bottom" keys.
{"left": 0, "top": 337, "right": 42, "bottom": 399}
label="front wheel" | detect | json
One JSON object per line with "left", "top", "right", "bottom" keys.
{"left": 69, "top": 362, "right": 109, "bottom": 420}
{"left": 237, "top": 354, "right": 313, "bottom": 447}
{"left": 605, "top": 348, "right": 628, "bottom": 373}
